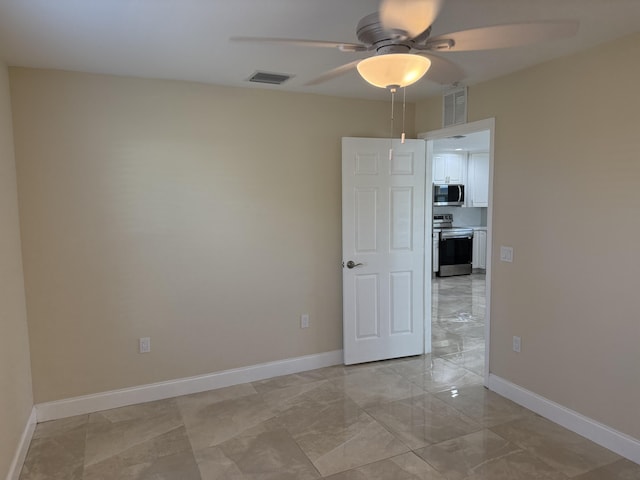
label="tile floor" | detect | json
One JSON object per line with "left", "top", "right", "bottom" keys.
{"left": 19, "top": 274, "right": 640, "bottom": 479}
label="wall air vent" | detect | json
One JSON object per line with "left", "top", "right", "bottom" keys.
{"left": 443, "top": 86, "right": 467, "bottom": 127}
{"left": 247, "top": 71, "right": 293, "bottom": 85}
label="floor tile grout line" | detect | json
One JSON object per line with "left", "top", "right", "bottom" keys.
{"left": 251, "top": 385, "right": 325, "bottom": 476}
{"left": 251, "top": 378, "right": 363, "bottom": 479}
{"left": 487, "top": 419, "right": 619, "bottom": 478}
{"left": 81, "top": 414, "right": 90, "bottom": 480}
{"left": 280, "top": 422, "right": 324, "bottom": 479}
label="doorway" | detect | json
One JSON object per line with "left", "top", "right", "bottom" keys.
{"left": 420, "top": 118, "right": 495, "bottom": 385}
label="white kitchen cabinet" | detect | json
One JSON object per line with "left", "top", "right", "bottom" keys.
{"left": 472, "top": 229, "right": 487, "bottom": 270}
{"left": 468, "top": 152, "right": 489, "bottom": 207}
{"left": 468, "top": 153, "right": 489, "bottom": 207}
{"left": 433, "top": 155, "right": 446, "bottom": 184}
{"left": 433, "top": 153, "right": 466, "bottom": 184}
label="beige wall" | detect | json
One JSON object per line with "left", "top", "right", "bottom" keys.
{"left": 0, "top": 62, "right": 33, "bottom": 477}
{"left": 417, "top": 32, "right": 640, "bottom": 439}
{"left": 9, "top": 68, "right": 415, "bottom": 403}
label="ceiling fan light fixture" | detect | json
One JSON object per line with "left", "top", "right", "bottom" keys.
{"left": 356, "top": 53, "right": 430, "bottom": 89}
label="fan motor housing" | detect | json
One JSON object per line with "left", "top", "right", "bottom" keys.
{"left": 356, "top": 12, "right": 431, "bottom": 52}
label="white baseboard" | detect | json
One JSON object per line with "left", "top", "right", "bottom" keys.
{"left": 488, "top": 374, "right": 640, "bottom": 465}
{"left": 6, "top": 407, "right": 36, "bottom": 480}
{"left": 36, "top": 349, "right": 343, "bottom": 423}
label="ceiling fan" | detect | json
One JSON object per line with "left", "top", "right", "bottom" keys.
{"left": 231, "top": 0, "right": 579, "bottom": 90}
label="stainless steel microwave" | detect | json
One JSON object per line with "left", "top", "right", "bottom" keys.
{"left": 434, "top": 184, "right": 465, "bottom": 206}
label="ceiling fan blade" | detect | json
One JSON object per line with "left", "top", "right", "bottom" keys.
{"left": 379, "top": 0, "right": 444, "bottom": 38}
{"left": 417, "top": 53, "right": 465, "bottom": 85}
{"left": 230, "top": 36, "right": 368, "bottom": 52}
{"left": 426, "top": 20, "right": 579, "bottom": 52}
{"left": 304, "top": 60, "right": 361, "bottom": 86}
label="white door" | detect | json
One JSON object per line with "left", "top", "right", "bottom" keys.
{"left": 342, "top": 138, "right": 426, "bottom": 365}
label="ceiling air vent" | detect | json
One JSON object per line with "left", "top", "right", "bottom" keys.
{"left": 443, "top": 86, "right": 467, "bottom": 127}
{"left": 247, "top": 71, "right": 292, "bottom": 85}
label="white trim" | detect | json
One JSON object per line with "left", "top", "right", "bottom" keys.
{"left": 489, "top": 374, "right": 640, "bottom": 465}
{"left": 419, "top": 118, "right": 496, "bottom": 387}
{"left": 36, "top": 350, "right": 343, "bottom": 422}
{"left": 423, "top": 139, "right": 434, "bottom": 355}
{"left": 6, "top": 407, "right": 36, "bottom": 480}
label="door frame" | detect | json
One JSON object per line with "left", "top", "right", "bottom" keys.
{"left": 419, "top": 117, "right": 496, "bottom": 386}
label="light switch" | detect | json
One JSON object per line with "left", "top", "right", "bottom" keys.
{"left": 139, "top": 337, "right": 151, "bottom": 353}
{"left": 513, "top": 336, "right": 521, "bottom": 353}
{"left": 500, "top": 246, "right": 514, "bottom": 263}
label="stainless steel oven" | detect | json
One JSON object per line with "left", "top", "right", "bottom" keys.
{"left": 433, "top": 213, "right": 473, "bottom": 277}
{"left": 439, "top": 228, "right": 473, "bottom": 276}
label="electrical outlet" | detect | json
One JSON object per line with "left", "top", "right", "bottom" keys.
{"left": 513, "top": 336, "right": 521, "bottom": 353}
{"left": 139, "top": 337, "right": 151, "bottom": 353}
{"left": 300, "top": 314, "right": 310, "bottom": 329}
{"left": 500, "top": 246, "right": 514, "bottom": 263}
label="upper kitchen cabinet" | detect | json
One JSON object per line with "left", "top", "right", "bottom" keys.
{"left": 433, "top": 152, "right": 466, "bottom": 184}
{"left": 468, "top": 152, "right": 490, "bottom": 207}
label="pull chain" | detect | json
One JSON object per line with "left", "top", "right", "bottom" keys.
{"left": 389, "top": 87, "right": 396, "bottom": 160}
{"left": 401, "top": 87, "right": 406, "bottom": 144}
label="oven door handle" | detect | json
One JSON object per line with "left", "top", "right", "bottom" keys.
{"left": 458, "top": 185, "right": 463, "bottom": 203}
{"left": 440, "top": 232, "right": 473, "bottom": 240}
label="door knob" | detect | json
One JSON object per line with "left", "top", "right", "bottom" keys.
{"left": 346, "top": 260, "right": 363, "bottom": 269}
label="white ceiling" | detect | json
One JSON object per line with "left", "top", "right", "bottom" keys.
{"left": 0, "top": 0, "right": 639, "bottom": 101}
